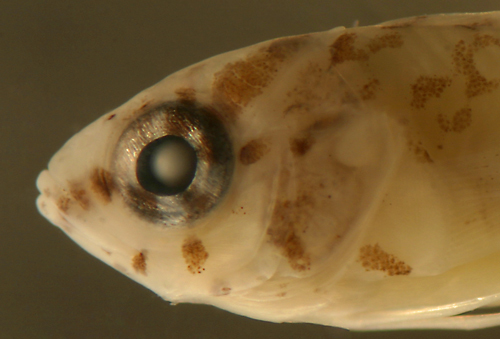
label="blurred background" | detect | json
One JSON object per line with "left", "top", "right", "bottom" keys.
{"left": 2, "top": 0, "right": 500, "bottom": 338}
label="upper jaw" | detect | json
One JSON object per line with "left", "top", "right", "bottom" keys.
{"left": 36, "top": 169, "right": 74, "bottom": 232}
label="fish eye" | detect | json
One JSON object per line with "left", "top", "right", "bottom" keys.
{"left": 113, "top": 102, "right": 234, "bottom": 227}
{"left": 136, "top": 135, "right": 197, "bottom": 196}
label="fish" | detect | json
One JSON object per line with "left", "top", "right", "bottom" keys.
{"left": 36, "top": 11, "right": 500, "bottom": 330}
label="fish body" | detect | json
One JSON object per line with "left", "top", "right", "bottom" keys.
{"left": 37, "top": 12, "right": 500, "bottom": 330}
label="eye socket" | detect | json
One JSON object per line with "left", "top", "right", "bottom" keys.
{"left": 136, "top": 135, "right": 197, "bottom": 196}
{"left": 113, "top": 101, "right": 233, "bottom": 227}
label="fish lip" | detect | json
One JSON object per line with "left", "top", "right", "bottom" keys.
{"left": 36, "top": 169, "right": 74, "bottom": 231}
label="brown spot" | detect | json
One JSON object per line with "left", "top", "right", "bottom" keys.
{"left": 409, "top": 141, "right": 433, "bottom": 163}
{"left": 415, "top": 146, "right": 433, "bottom": 163}
{"left": 330, "top": 32, "right": 369, "bottom": 66}
{"left": 69, "top": 186, "right": 89, "bottom": 210}
{"left": 132, "top": 251, "right": 147, "bottom": 275}
{"left": 452, "top": 108, "right": 472, "bottom": 133}
{"left": 56, "top": 196, "right": 71, "bottom": 213}
{"left": 182, "top": 236, "right": 209, "bottom": 274}
{"left": 437, "top": 144, "right": 443, "bottom": 150}
{"left": 410, "top": 75, "right": 452, "bottom": 109}
{"left": 290, "top": 134, "right": 315, "bottom": 156}
{"left": 453, "top": 36, "right": 500, "bottom": 98}
{"left": 472, "top": 33, "right": 500, "bottom": 49}
{"left": 437, "top": 108, "right": 472, "bottom": 133}
{"left": 90, "top": 168, "right": 114, "bottom": 203}
{"left": 268, "top": 196, "right": 313, "bottom": 272}
{"left": 367, "top": 32, "right": 404, "bottom": 53}
{"left": 212, "top": 35, "right": 309, "bottom": 119}
{"left": 359, "top": 78, "right": 380, "bottom": 100}
{"left": 239, "top": 139, "right": 270, "bottom": 165}
{"left": 358, "top": 243, "right": 412, "bottom": 276}
{"left": 175, "top": 87, "right": 197, "bottom": 102}
{"left": 276, "top": 292, "right": 287, "bottom": 297}
{"left": 107, "top": 114, "right": 116, "bottom": 120}
{"left": 56, "top": 183, "right": 90, "bottom": 213}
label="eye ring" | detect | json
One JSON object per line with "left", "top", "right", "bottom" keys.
{"left": 112, "top": 101, "right": 234, "bottom": 227}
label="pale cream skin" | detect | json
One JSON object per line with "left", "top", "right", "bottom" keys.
{"left": 36, "top": 12, "right": 500, "bottom": 330}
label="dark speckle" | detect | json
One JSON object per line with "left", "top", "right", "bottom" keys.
{"left": 212, "top": 35, "right": 309, "bottom": 120}
{"left": 268, "top": 195, "right": 313, "bottom": 272}
{"left": 409, "top": 140, "right": 433, "bottom": 163}
{"left": 90, "top": 168, "right": 114, "bottom": 203}
{"left": 290, "top": 134, "right": 315, "bottom": 156}
{"left": 366, "top": 32, "right": 404, "bottom": 53}
{"left": 453, "top": 36, "right": 500, "bottom": 98}
{"left": 437, "top": 108, "right": 472, "bottom": 133}
{"left": 452, "top": 108, "right": 472, "bottom": 132}
{"left": 107, "top": 114, "right": 116, "bottom": 120}
{"left": 182, "top": 236, "right": 209, "bottom": 274}
{"left": 410, "top": 75, "right": 452, "bottom": 109}
{"left": 132, "top": 251, "right": 147, "bottom": 275}
{"left": 239, "top": 139, "right": 270, "bottom": 165}
{"left": 57, "top": 196, "right": 71, "bottom": 213}
{"left": 358, "top": 244, "right": 411, "bottom": 276}
{"left": 69, "top": 185, "right": 89, "bottom": 210}
{"left": 359, "top": 79, "right": 380, "bottom": 100}
{"left": 330, "top": 32, "right": 369, "bottom": 66}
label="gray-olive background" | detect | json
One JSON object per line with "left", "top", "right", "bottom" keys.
{"left": 3, "top": 0, "right": 500, "bottom": 338}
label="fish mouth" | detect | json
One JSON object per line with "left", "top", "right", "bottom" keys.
{"left": 36, "top": 170, "right": 74, "bottom": 232}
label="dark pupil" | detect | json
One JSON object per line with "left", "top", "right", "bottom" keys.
{"left": 136, "top": 135, "right": 197, "bottom": 195}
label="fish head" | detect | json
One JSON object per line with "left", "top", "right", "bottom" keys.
{"left": 35, "top": 29, "right": 402, "bottom": 315}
